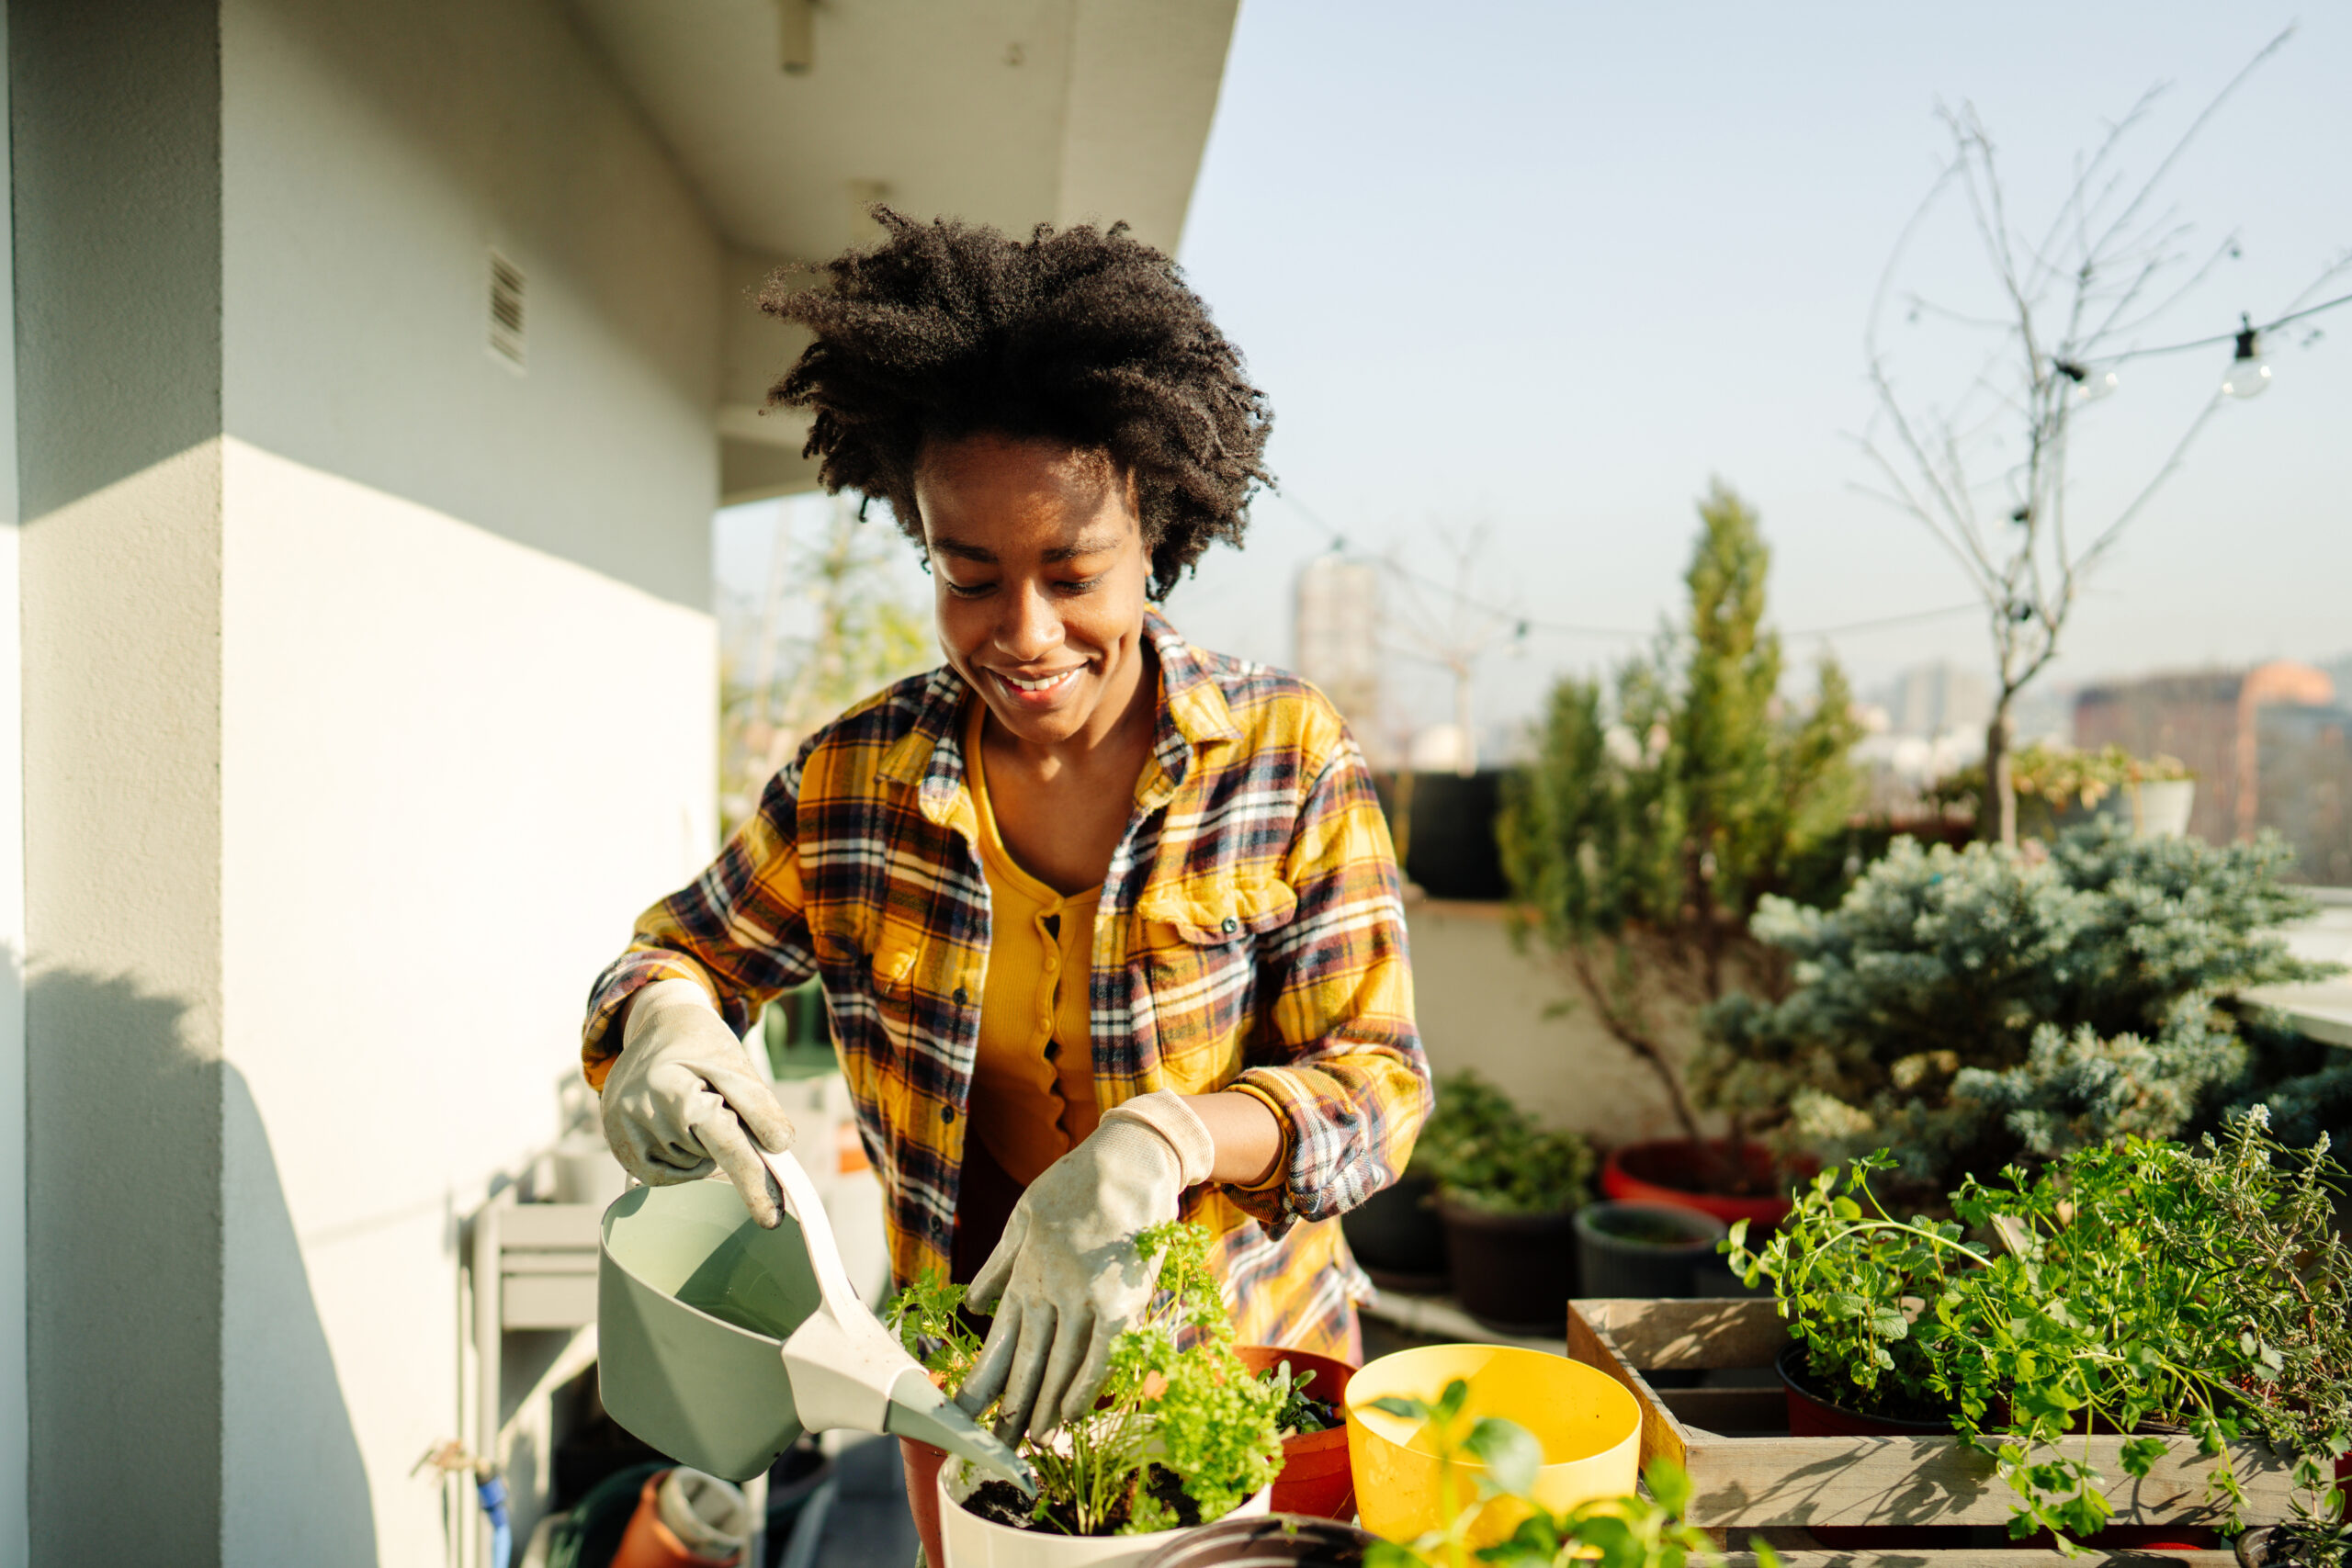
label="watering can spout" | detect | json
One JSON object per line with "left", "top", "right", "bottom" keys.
{"left": 762, "top": 1148, "right": 1038, "bottom": 1496}
{"left": 884, "top": 1380, "right": 1038, "bottom": 1497}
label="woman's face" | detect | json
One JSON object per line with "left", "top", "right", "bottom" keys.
{"left": 915, "top": 433, "right": 1153, "bottom": 751}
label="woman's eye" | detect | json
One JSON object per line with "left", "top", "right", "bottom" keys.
{"left": 944, "top": 580, "right": 994, "bottom": 600}
{"left": 1057, "top": 577, "right": 1102, "bottom": 595}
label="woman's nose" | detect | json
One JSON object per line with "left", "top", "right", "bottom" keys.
{"left": 994, "top": 580, "right": 1062, "bottom": 660}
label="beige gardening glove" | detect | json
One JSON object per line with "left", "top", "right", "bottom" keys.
{"left": 956, "top": 1091, "right": 1216, "bottom": 1441}
{"left": 600, "top": 978, "right": 796, "bottom": 1228}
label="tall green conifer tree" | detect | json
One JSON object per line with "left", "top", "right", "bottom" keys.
{"left": 1501, "top": 482, "right": 1863, "bottom": 1159}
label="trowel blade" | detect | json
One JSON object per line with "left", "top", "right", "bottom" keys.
{"left": 884, "top": 1373, "right": 1037, "bottom": 1497}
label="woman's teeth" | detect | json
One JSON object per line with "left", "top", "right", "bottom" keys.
{"left": 1004, "top": 669, "right": 1079, "bottom": 694}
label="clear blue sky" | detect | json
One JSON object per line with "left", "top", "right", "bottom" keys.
{"left": 1166, "top": 0, "right": 2352, "bottom": 737}
{"left": 721, "top": 1, "right": 2352, "bottom": 742}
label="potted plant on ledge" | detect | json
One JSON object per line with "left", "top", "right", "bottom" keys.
{"left": 1419, "top": 1070, "right": 1595, "bottom": 1333}
{"left": 917, "top": 1221, "right": 1286, "bottom": 1568}
{"left": 1723, "top": 1111, "right": 2352, "bottom": 1550}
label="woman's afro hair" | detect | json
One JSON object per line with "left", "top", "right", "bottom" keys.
{"left": 760, "top": 209, "right": 1272, "bottom": 600}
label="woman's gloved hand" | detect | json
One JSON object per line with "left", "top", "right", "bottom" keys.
{"left": 956, "top": 1092, "right": 1216, "bottom": 1441}
{"left": 600, "top": 978, "right": 797, "bottom": 1227}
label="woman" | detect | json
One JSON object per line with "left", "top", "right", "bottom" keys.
{"left": 583, "top": 211, "right": 1427, "bottom": 1444}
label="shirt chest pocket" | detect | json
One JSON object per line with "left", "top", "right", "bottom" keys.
{"left": 813, "top": 910, "right": 967, "bottom": 1065}
{"left": 1133, "top": 875, "right": 1298, "bottom": 1091}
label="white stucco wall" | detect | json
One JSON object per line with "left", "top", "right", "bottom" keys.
{"left": 0, "top": 7, "right": 26, "bottom": 1562}
{"left": 1406, "top": 899, "right": 1690, "bottom": 1146}
{"left": 220, "top": 443, "right": 715, "bottom": 1561}
{"left": 215, "top": 1, "right": 721, "bottom": 1560}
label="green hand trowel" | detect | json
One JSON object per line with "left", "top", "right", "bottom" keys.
{"left": 597, "top": 1143, "right": 1035, "bottom": 1495}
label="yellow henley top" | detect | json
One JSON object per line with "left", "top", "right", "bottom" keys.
{"left": 963, "top": 702, "right": 1104, "bottom": 1187}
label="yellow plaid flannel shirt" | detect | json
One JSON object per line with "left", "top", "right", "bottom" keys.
{"left": 583, "top": 610, "right": 1429, "bottom": 1354}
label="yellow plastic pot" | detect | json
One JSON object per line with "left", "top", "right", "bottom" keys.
{"left": 1344, "top": 1344, "right": 1640, "bottom": 1544}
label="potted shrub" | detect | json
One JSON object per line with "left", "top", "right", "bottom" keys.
{"left": 1421, "top": 1072, "right": 1595, "bottom": 1333}
{"left": 1691, "top": 822, "right": 2344, "bottom": 1202}
{"left": 1930, "top": 742, "right": 2197, "bottom": 842}
{"left": 1571, "top": 1201, "right": 1727, "bottom": 1302}
{"left": 1500, "top": 488, "right": 1862, "bottom": 1222}
{"left": 933, "top": 1222, "right": 1285, "bottom": 1568}
{"left": 1722, "top": 1111, "right": 2352, "bottom": 1549}
{"left": 1235, "top": 1347, "right": 1358, "bottom": 1520}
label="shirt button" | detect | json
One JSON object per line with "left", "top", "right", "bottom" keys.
{"left": 941, "top": 1106, "right": 956, "bottom": 1123}
{"left": 953, "top": 987, "right": 968, "bottom": 1006}
{"left": 1221, "top": 916, "right": 1239, "bottom": 934}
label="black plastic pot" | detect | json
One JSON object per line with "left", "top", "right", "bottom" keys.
{"left": 1573, "top": 1201, "right": 1728, "bottom": 1299}
{"left": 1136, "top": 1512, "right": 1377, "bottom": 1568}
{"left": 1374, "top": 770, "right": 1508, "bottom": 900}
{"left": 1341, "top": 1173, "right": 1447, "bottom": 1290}
{"left": 1438, "top": 1198, "right": 1576, "bottom": 1334}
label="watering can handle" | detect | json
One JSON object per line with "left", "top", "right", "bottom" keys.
{"left": 758, "top": 1145, "right": 864, "bottom": 1317}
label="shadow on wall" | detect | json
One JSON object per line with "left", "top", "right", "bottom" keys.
{"left": 26, "top": 966, "right": 377, "bottom": 1563}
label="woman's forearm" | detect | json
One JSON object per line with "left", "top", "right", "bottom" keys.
{"left": 1186, "top": 1089, "right": 1284, "bottom": 1188}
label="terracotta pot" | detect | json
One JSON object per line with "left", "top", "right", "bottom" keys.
{"left": 902, "top": 1438, "right": 949, "bottom": 1568}
{"left": 1135, "top": 1512, "right": 1377, "bottom": 1567}
{"left": 612, "top": 1470, "right": 743, "bottom": 1568}
{"left": 1235, "top": 1346, "right": 1360, "bottom": 1519}
{"left": 1436, "top": 1199, "right": 1577, "bottom": 1335}
{"left": 1600, "top": 1141, "right": 1793, "bottom": 1229}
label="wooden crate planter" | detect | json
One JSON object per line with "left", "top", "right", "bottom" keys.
{"left": 1568, "top": 1297, "right": 2295, "bottom": 1536}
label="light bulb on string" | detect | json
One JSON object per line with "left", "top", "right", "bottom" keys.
{"left": 2222, "top": 313, "right": 2271, "bottom": 399}
{"left": 2054, "top": 359, "right": 2118, "bottom": 405}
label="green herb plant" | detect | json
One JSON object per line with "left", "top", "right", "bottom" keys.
{"left": 1016, "top": 1221, "right": 1285, "bottom": 1537}
{"left": 1361, "top": 1378, "right": 1750, "bottom": 1568}
{"left": 1261, "top": 1359, "right": 1335, "bottom": 1435}
{"left": 884, "top": 1268, "right": 986, "bottom": 1401}
{"left": 1725, "top": 1116, "right": 2352, "bottom": 1551}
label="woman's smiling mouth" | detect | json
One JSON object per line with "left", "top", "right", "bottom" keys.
{"left": 997, "top": 667, "right": 1083, "bottom": 697}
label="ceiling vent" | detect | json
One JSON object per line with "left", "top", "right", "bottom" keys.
{"left": 488, "top": 251, "right": 526, "bottom": 370}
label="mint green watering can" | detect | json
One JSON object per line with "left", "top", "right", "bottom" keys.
{"left": 598, "top": 1145, "right": 1034, "bottom": 1493}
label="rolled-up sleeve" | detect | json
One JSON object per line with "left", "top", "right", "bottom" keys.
{"left": 1225, "top": 739, "right": 1429, "bottom": 1234}
{"left": 581, "top": 758, "right": 820, "bottom": 1090}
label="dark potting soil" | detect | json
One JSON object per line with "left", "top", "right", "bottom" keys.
{"left": 961, "top": 1465, "right": 1204, "bottom": 1536}
{"left": 1589, "top": 1211, "right": 1714, "bottom": 1247}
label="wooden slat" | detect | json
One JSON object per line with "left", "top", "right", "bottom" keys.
{"left": 1657, "top": 1387, "right": 1787, "bottom": 1433}
{"left": 1680, "top": 1428, "right": 2289, "bottom": 1529}
{"left": 1570, "top": 1300, "right": 2296, "bottom": 1530}
{"left": 1570, "top": 1301, "right": 1695, "bottom": 1475}
{"left": 1574, "top": 1297, "right": 1789, "bottom": 1369}
{"left": 1733, "top": 1560, "right": 2241, "bottom": 1567}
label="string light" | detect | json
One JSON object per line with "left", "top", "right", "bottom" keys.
{"left": 2221, "top": 312, "right": 2271, "bottom": 399}
{"left": 1268, "top": 491, "right": 1982, "bottom": 642}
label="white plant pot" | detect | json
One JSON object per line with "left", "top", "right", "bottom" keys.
{"left": 935, "top": 1455, "right": 1271, "bottom": 1568}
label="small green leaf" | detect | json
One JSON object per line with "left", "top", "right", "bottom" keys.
{"left": 1465, "top": 1416, "right": 1543, "bottom": 1499}
{"left": 1367, "top": 1395, "right": 1424, "bottom": 1421}
{"left": 1645, "top": 1458, "right": 1694, "bottom": 1517}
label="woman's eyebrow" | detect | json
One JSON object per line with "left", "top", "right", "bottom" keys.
{"left": 928, "top": 531, "right": 1125, "bottom": 565}
{"left": 1041, "top": 532, "right": 1125, "bottom": 563}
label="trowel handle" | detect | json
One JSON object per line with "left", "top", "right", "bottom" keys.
{"left": 759, "top": 1145, "right": 864, "bottom": 1315}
